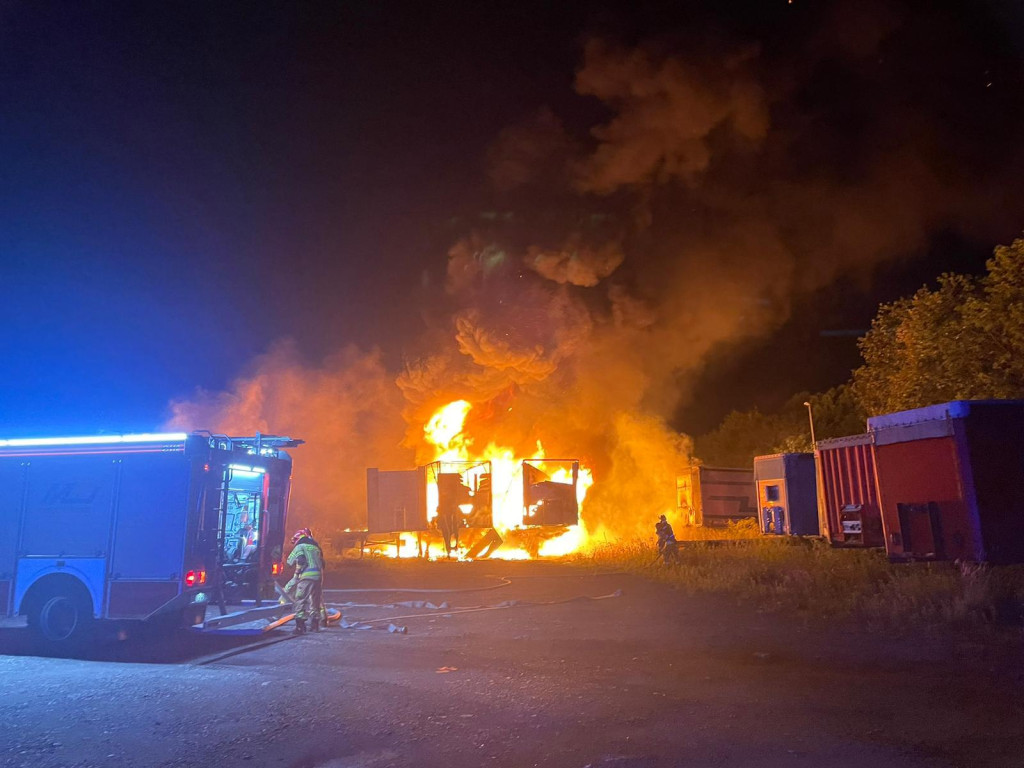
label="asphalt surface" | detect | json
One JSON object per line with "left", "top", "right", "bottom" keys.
{"left": 2, "top": 560, "right": 1023, "bottom": 768}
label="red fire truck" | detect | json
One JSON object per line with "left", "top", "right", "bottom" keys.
{"left": 0, "top": 431, "right": 302, "bottom": 645}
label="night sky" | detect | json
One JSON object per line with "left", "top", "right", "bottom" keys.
{"left": 3, "top": 0, "right": 1023, "bottom": 438}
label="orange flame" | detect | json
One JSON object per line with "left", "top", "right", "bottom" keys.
{"left": 423, "top": 400, "right": 473, "bottom": 460}
{"left": 418, "top": 399, "right": 593, "bottom": 559}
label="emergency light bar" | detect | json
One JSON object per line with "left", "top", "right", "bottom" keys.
{"left": 0, "top": 432, "right": 189, "bottom": 448}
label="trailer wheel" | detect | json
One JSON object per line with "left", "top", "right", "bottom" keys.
{"left": 25, "top": 579, "right": 94, "bottom": 645}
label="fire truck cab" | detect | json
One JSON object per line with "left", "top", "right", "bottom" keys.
{"left": 0, "top": 431, "right": 302, "bottom": 645}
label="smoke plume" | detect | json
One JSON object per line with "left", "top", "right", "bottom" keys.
{"left": 168, "top": 342, "right": 410, "bottom": 529}
{"left": 169, "top": 0, "right": 1024, "bottom": 542}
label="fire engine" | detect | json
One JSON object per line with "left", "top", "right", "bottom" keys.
{"left": 0, "top": 431, "right": 302, "bottom": 645}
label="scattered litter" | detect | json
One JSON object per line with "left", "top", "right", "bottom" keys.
{"left": 393, "top": 600, "right": 451, "bottom": 610}
{"left": 333, "top": 587, "right": 622, "bottom": 630}
{"left": 339, "top": 618, "right": 408, "bottom": 633}
{"left": 436, "top": 666, "right": 458, "bottom": 673}
{"left": 340, "top": 618, "right": 372, "bottom": 630}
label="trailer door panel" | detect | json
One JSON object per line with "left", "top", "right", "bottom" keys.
{"left": 21, "top": 456, "right": 118, "bottom": 557}
{"left": 111, "top": 454, "right": 191, "bottom": 580}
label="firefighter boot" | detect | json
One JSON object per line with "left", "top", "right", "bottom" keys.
{"left": 293, "top": 618, "right": 307, "bottom": 635}
{"left": 310, "top": 616, "right": 320, "bottom": 633}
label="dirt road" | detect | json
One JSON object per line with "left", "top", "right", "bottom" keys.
{"left": 1, "top": 560, "right": 1022, "bottom": 767}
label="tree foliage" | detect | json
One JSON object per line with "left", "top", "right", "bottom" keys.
{"left": 694, "top": 384, "right": 866, "bottom": 468}
{"left": 854, "top": 238, "right": 1024, "bottom": 415}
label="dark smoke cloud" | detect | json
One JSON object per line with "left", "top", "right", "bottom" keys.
{"left": 171, "top": 0, "right": 1024, "bottom": 541}
{"left": 525, "top": 236, "right": 625, "bottom": 287}
{"left": 441, "top": 0, "right": 1024, "bottom": 533}
{"left": 574, "top": 38, "right": 769, "bottom": 193}
{"left": 486, "top": 107, "right": 575, "bottom": 192}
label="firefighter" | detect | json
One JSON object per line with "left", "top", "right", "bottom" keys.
{"left": 286, "top": 527, "right": 324, "bottom": 633}
{"left": 655, "top": 514, "right": 679, "bottom": 565}
{"left": 281, "top": 530, "right": 330, "bottom": 626}
{"left": 307, "top": 530, "right": 330, "bottom": 627}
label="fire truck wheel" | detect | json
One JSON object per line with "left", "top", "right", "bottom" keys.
{"left": 28, "top": 584, "right": 94, "bottom": 644}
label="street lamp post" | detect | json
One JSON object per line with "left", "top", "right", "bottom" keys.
{"left": 804, "top": 399, "right": 828, "bottom": 539}
{"left": 802, "top": 400, "right": 816, "bottom": 447}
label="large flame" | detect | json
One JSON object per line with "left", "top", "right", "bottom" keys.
{"left": 424, "top": 400, "right": 473, "bottom": 460}
{"left": 415, "top": 399, "right": 593, "bottom": 559}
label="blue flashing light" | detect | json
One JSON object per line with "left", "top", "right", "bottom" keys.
{"left": 0, "top": 432, "right": 189, "bottom": 448}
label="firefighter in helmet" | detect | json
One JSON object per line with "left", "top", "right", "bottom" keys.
{"left": 655, "top": 514, "right": 679, "bottom": 565}
{"left": 286, "top": 527, "right": 324, "bottom": 633}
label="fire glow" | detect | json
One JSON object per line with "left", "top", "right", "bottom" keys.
{"left": 400, "top": 399, "right": 594, "bottom": 560}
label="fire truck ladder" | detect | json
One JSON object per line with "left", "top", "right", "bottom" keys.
{"left": 211, "top": 465, "right": 233, "bottom": 616}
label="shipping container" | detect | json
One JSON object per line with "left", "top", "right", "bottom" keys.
{"left": 869, "top": 400, "right": 1024, "bottom": 563}
{"left": 753, "top": 453, "right": 819, "bottom": 535}
{"left": 816, "top": 433, "right": 884, "bottom": 548}
{"left": 676, "top": 465, "right": 758, "bottom": 527}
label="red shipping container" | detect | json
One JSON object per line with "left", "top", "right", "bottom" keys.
{"left": 815, "top": 434, "right": 884, "bottom": 548}
{"left": 869, "top": 400, "right": 1024, "bottom": 564}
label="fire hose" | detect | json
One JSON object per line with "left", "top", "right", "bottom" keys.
{"left": 192, "top": 581, "right": 622, "bottom": 666}
{"left": 320, "top": 574, "right": 513, "bottom": 596}
{"left": 328, "top": 588, "right": 622, "bottom": 628}
{"left": 263, "top": 607, "right": 343, "bottom": 632}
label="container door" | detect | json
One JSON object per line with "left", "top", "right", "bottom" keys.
{"left": 896, "top": 502, "right": 945, "bottom": 558}
{"left": 758, "top": 480, "right": 787, "bottom": 534}
{"left": 676, "top": 472, "right": 697, "bottom": 526}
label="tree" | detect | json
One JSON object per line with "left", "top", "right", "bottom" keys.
{"left": 695, "top": 236, "right": 1024, "bottom": 463}
{"left": 854, "top": 237, "right": 1024, "bottom": 415}
{"left": 694, "top": 407, "right": 796, "bottom": 468}
{"left": 694, "top": 385, "right": 865, "bottom": 467}
{"left": 805, "top": 383, "right": 867, "bottom": 442}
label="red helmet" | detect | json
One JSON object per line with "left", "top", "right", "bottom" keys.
{"left": 291, "top": 527, "right": 312, "bottom": 544}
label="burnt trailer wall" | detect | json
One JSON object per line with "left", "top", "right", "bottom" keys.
{"left": 753, "top": 453, "right": 819, "bottom": 536}
{"left": 523, "top": 460, "right": 580, "bottom": 527}
{"left": 816, "top": 434, "right": 884, "bottom": 548}
{"left": 365, "top": 467, "right": 428, "bottom": 533}
{"left": 677, "top": 466, "right": 758, "bottom": 527}
{"left": 869, "top": 400, "right": 1024, "bottom": 564}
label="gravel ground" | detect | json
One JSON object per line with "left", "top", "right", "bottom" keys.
{"left": 2, "top": 560, "right": 1023, "bottom": 768}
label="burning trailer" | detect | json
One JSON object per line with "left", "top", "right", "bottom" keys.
{"left": 365, "top": 458, "right": 583, "bottom": 559}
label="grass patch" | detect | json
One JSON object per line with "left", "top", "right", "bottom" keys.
{"left": 574, "top": 527, "right": 1024, "bottom": 631}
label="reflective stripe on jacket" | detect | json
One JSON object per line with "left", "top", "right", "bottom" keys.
{"left": 287, "top": 540, "right": 324, "bottom": 581}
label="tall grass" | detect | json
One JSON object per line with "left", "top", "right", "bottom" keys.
{"left": 575, "top": 527, "right": 1024, "bottom": 631}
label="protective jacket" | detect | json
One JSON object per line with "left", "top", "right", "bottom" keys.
{"left": 287, "top": 537, "right": 324, "bottom": 582}
{"left": 656, "top": 520, "right": 677, "bottom": 549}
